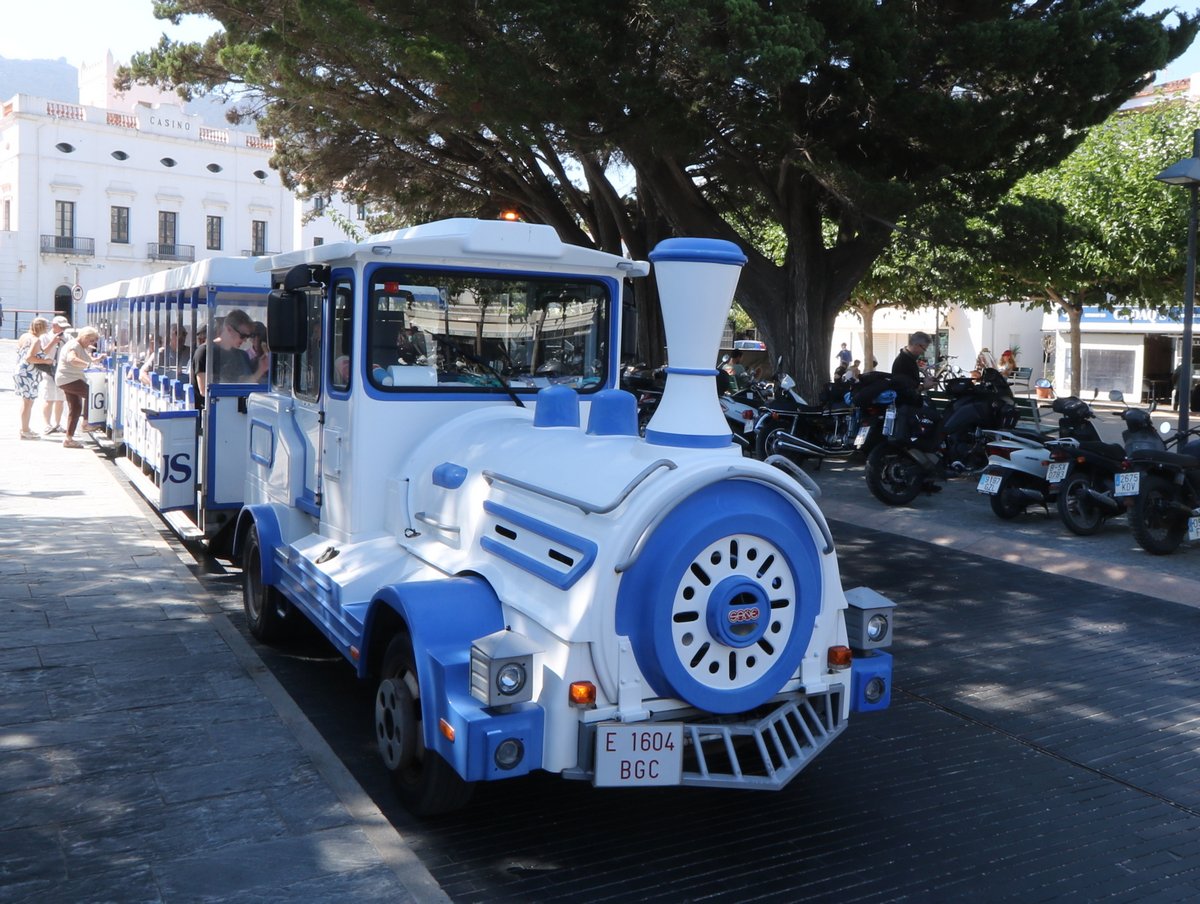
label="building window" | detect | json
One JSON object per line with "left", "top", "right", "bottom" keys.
{"left": 111, "top": 206, "right": 129, "bottom": 244}
{"left": 252, "top": 220, "right": 267, "bottom": 255}
{"left": 206, "top": 215, "right": 222, "bottom": 251}
{"left": 158, "top": 211, "right": 178, "bottom": 246}
{"left": 313, "top": 195, "right": 326, "bottom": 213}
{"left": 2, "top": 199, "right": 10, "bottom": 232}
{"left": 313, "top": 237, "right": 324, "bottom": 247}
{"left": 356, "top": 203, "right": 367, "bottom": 220}
{"left": 55, "top": 200, "right": 75, "bottom": 239}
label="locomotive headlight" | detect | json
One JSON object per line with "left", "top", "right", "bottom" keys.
{"left": 496, "top": 662, "right": 526, "bottom": 697}
{"left": 843, "top": 587, "right": 898, "bottom": 652}
{"left": 470, "top": 629, "right": 541, "bottom": 707}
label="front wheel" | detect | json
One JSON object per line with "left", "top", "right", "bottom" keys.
{"left": 865, "top": 444, "right": 925, "bottom": 505}
{"left": 376, "top": 632, "right": 474, "bottom": 816}
{"left": 242, "top": 524, "right": 289, "bottom": 643}
{"left": 1057, "top": 472, "right": 1107, "bottom": 536}
{"left": 755, "top": 422, "right": 794, "bottom": 461}
{"left": 1130, "top": 474, "right": 1187, "bottom": 555}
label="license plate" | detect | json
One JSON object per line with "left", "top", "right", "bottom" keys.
{"left": 977, "top": 473, "right": 1003, "bottom": 495}
{"left": 1114, "top": 472, "right": 1140, "bottom": 497}
{"left": 854, "top": 425, "right": 870, "bottom": 447}
{"left": 594, "top": 723, "right": 683, "bottom": 787}
{"left": 1046, "top": 462, "right": 1069, "bottom": 484}
{"left": 1189, "top": 517, "right": 1200, "bottom": 542}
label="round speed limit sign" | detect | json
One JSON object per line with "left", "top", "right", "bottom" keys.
{"left": 72, "top": 284, "right": 83, "bottom": 301}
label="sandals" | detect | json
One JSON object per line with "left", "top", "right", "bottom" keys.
{"left": 62, "top": 439, "right": 84, "bottom": 449}
{"left": 19, "top": 431, "right": 40, "bottom": 440}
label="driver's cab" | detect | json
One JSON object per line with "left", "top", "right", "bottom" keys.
{"left": 244, "top": 219, "right": 645, "bottom": 544}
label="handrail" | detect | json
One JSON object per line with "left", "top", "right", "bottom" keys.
{"left": 482, "top": 459, "right": 677, "bottom": 515}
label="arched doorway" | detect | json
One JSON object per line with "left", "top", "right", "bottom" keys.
{"left": 54, "top": 285, "right": 72, "bottom": 318}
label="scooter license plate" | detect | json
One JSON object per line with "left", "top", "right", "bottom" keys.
{"left": 1189, "top": 517, "right": 1200, "bottom": 542}
{"left": 977, "top": 473, "right": 1003, "bottom": 495}
{"left": 594, "top": 724, "right": 683, "bottom": 787}
{"left": 1114, "top": 472, "right": 1140, "bottom": 497}
{"left": 854, "top": 425, "right": 870, "bottom": 447}
{"left": 1046, "top": 462, "right": 1070, "bottom": 484}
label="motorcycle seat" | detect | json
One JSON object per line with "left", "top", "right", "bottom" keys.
{"left": 1128, "top": 448, "right": 1200, "bottom": 470}
{"left": 1076, "top": 440, "right": 1127, "bottom": 462}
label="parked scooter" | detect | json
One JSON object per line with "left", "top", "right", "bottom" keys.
{"left": 865, "top": 368, "right": 1018, "bottom": 505}
{"left": 1127, "top": 421, "right": 1200, "bottom": 555}
{"left": 1051, "top": 395, "right": 1166, "bottom": 535}
{"left": 621, "top": 364, "right": 665, "bottom": 436}
{"left": 976, "top": 395, "right": 1102, "bottom": 520}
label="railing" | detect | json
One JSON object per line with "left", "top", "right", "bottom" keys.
{"left": 245, "top": 134, "right": 274, "bottom": 150}
{"left": 47, "top": 101, "right": 84, "bottom": 120}
{"left": 147, "top": 242, "right": 196, "bottom": 262}
{"left": 241, "top": 249, "right": 278, "bottom": 257}
{"left": 107, "top": 111, "right": 138, "bottom": 129}
{"left": 1, "top": 308, "right": 64, "bottom": 340}
{"left": 200, "top": 126, "right": 229, "bottom": 144}
{"left": 40, "top": 235, "right": 95, "bottom": 256}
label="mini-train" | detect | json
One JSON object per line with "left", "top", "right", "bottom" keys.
{"left": 83, "top": 218, "right": 896, "bottom": 815}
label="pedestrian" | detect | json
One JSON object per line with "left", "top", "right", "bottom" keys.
{"left": 55, "top": 325, "right": 100, "bottom": 448}
{"left": 843, "top": 359, "right": 862, "bottom": 381}
{"left": 721, "top": 349, "right": 748, "bottom": 388}
{"left": 836, "top": 342, "right": 852, "bottom": 368}
{"left": 14, "top": 316, "right": 51, "bottom": 439}
{"left": 40, "top": 315, "right": 71, "bottom": 433}
{"left": 892, "top": 331, "right": 936, "bottom": 390}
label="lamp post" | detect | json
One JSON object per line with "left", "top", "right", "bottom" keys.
{"left": 1155, "top": 128, "right": 1200, "bottom": 440}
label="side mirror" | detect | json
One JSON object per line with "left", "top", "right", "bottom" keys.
{"left": 1108, "top": 389, "right": 1124, "bottom": 402}
{"left": 1161, "top": 421, "right": 1174, "bottom": 435}
{"left": 267, "top": 288, "right": 308, "bottom": 353}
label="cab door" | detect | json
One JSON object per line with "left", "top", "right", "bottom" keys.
{"left": 290, "top": 287, "right": 326, "bottom": 516}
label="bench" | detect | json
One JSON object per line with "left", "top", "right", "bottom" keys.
{"left": 1009, "top": 367, "right": 1033, "bottom": 392}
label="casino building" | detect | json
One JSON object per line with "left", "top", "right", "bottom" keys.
{"left": 0, "top": 53, "right": 368, "bottom": 325}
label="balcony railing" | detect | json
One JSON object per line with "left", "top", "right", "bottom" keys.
{"left": 147, "top": 242, "right": 196, "bottom": 262}
{"left": 241, "top": 249, "right": 278, "bottom": 257}
{"left": 40, "top": 235, "right": 95, "bottom": 256}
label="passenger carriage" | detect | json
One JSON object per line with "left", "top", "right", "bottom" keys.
{"left": 88, "top": 218, "right": 896, "bottom": 815}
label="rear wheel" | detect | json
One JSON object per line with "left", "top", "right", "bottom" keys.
{"left": 376, "top": 632, "right": 474, "bottom": 816}
{"left": 242, "top": 525, "right": 289, "bottom": 643}
{"left": 865, "top": 445, "right": 925, "bottom": 505}
{"left": 1130, "top": 474, "right": 1187, "bottom": 555}
{"left": 1057, "top": 472, "right": 1106, "bottom": 536}
{"left": 989, "top": 473, "right": 1031, "bottom": 520}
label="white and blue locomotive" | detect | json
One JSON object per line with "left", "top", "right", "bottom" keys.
{"left": 90, "top": 218, "right": 895, "bottom": 814}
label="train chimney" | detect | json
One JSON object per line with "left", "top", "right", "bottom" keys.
{"left": 644, "top": 238, "right": 748, "bottom": 448}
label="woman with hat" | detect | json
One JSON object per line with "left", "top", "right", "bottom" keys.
{"left": 39, "top": 315, "right": 71, "bottom": 433}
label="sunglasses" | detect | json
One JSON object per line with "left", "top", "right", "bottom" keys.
{"left": 233, "top": 327, "right": 254, "bottom": 340}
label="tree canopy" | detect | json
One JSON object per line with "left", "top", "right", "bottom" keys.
{"left": 127, "top": 0, "right": 1197, "bottom": 393}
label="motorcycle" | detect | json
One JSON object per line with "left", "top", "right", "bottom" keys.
{"left": 721, "top": 381, "right": 769, "bottom": 453}
{"left": 753, "top": 365, "right": 880, "bottom": 464}
{"left": 865, "top": 368, "right": 1019, "bottom": 506}
{"left": 1050, "top": 397, "right": 1166, "bottom": 535}
{"left": 1127, "top": 422, "right": 1200, "bottom": 555}
{"left": 976, "top": 396, "right": 1102, "bottom": 520}
{"left": 621, "top": 364, "right": 665, "bottom": 436}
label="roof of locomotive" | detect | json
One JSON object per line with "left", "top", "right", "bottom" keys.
{"left": 257, "top": 218, "right": 651, "bottom": 278}
{"left": 123, "top": 258, "right": 273, "bottom": 300}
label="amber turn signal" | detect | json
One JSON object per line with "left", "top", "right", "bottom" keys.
{"left": 569, "top": 681, "right": 596, "bottom": 706}
{"left": 439, "top": 718, "right": 456, "bottom": 742}
{"left": 827, "top": 646, "right": 852, "bottom": 671}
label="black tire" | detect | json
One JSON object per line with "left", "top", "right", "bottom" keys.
{"left": 755, "top": 423, "right": 788, "bottom": 461}
{"left": 376, "top": 632, "right": 475, "bottom": 816}
{"left": 1130, "top": 474, "right": 1187, "bottom": 555}
{"left": 1057, "top": 472, "right": 1106, "bottom": 536}
{"left": 988, "top": 473, "right": 1030, "bottom": 520}
{"left": 865, "top": 444, "right": 925, "bottom": 505}
{"left": 242, "top": 524, "right": 289, "bottom": 643}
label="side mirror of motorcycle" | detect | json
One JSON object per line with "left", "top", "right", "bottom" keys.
{"left": 1108, "top": 389, "right": 1124, "bottom": 403}
{"left": 1160, "top": 421, "right": 1174, "bottom": 435}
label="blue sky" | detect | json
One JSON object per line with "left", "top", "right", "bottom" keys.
{"left": 1, "top": 1, "right": 1198, "bottom": 81}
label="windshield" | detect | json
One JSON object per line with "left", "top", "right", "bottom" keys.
{"left": 366, "top": 267, "right": 609, "bottom": 393}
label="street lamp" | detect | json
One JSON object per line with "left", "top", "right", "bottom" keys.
{"left": 1155, "top": 128, "right": 1200, "bottom": 440}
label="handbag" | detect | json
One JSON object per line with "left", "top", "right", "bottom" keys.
{"left": 33, "top": 362, "right": 56, "bottom": 376}
{"left": 25, "top": 340, "right": 55, "bottom": 376}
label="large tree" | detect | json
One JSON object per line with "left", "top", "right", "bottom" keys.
{"left": 982, "top": 98, "right": 1200, "bottom": 396}
{"left": 127, "top": 1, "right": 1195, "bottom": 395}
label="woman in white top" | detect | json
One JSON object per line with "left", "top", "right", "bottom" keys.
{"left": 13, "top": 317, "right": 50, "bottom": 439}
{"left": 55, "top": 326, "right": 100, "bottom": 448}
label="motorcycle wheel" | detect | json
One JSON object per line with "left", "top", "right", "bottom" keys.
{"left": 756, "top": 423, "right": 798, "bottom": 462}
{"left": 1056, "top": 472, "right": 1106, "bottom": 536}
{"left": 988, "top": 473, "right": 1030, "bottom": 520}
{"left": 1130, "top": 474, "right": 1187, "bottom": 555}
{"left": 865, "top": 444, "right": 925, "bottom": 506}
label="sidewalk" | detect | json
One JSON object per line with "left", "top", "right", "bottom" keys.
{"left": 0, "top": 350, "right": 445, "bottom": 901}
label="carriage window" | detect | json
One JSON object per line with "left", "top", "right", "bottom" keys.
{"left": 331, "top": 279, "right": 353, "bottom": 392}
{"left": 366, "top": 268, "right": 609, "bottom": 394}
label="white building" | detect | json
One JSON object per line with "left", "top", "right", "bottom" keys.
{"left": 0, "top": 53, "right": 368, "bottom": 326}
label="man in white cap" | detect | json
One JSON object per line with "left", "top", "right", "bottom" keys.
{"left": 40, "top": 315, "right": 71, "bottom": 433}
